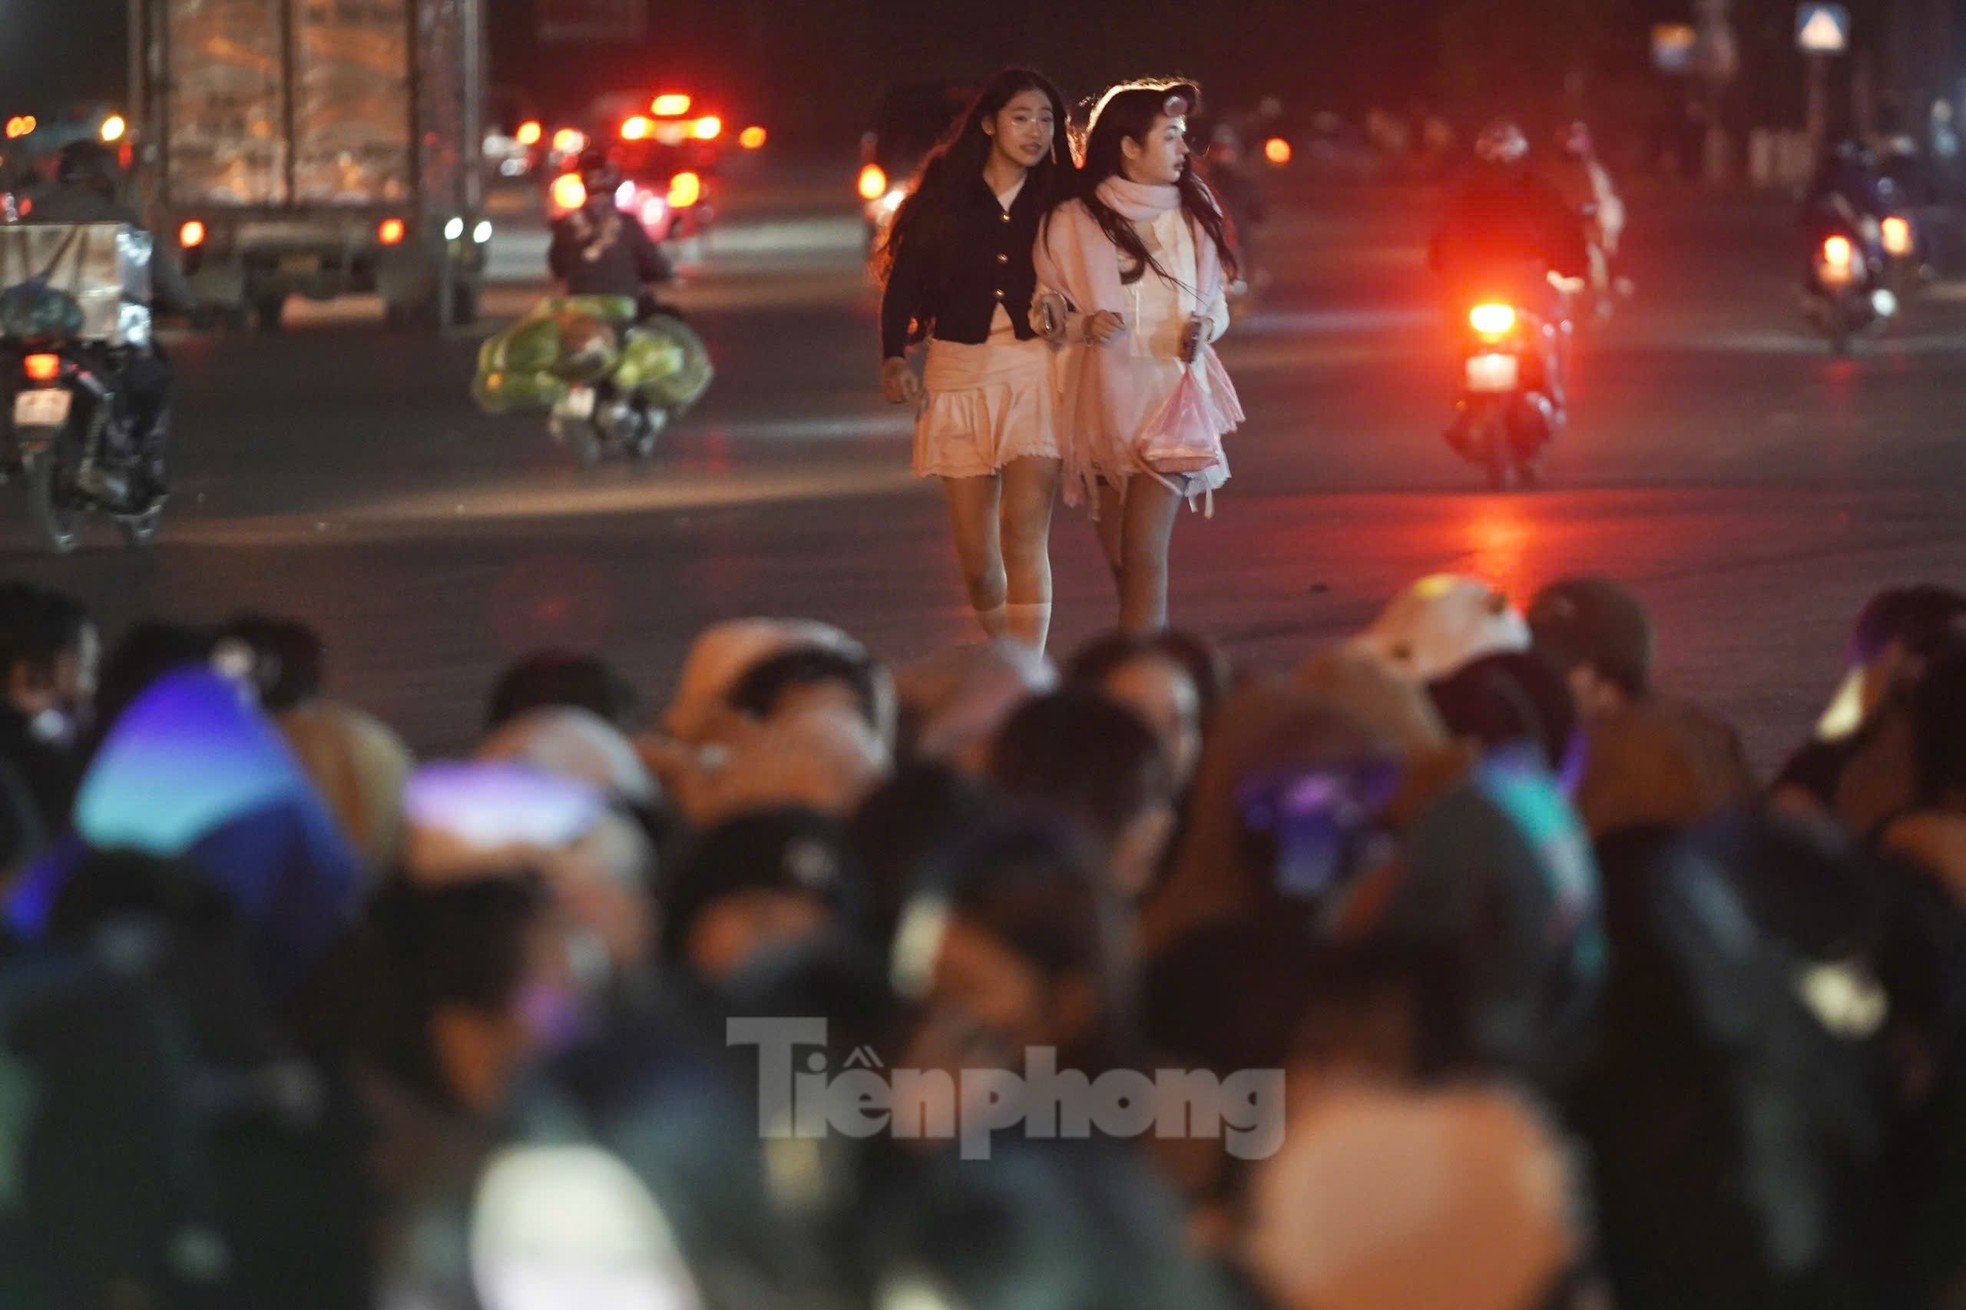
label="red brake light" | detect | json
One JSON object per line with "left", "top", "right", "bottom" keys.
{"left": 651, "top": 94, "right": 692, "bottom": 118}
{"left": 23, "top": 354, "right": 59, "bottom": 383}
{"left": 178, "top": 219, "right": 206, "bottom": 249}
{"left": 858, "top": 163, "right": 888, "bottom": 202}
{"left": 377, "top": 218, "right": 406, "bottom": 245}
{"left": 739, "top": 126, "right": 767, "bottom": 150}
{"left": 516, "top": 120, "right": 543, "bottom": 146}
{"left": 1263, "top": 136, "right": 1293, "bottom": 165}
{"left": 692, "top": 116, "right": 722, "bottom": 141}
{"left": 621, "top": 116, "right": 652, "bottom": 142}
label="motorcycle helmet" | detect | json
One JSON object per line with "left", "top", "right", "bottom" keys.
{"left": 55, "top": 140, "right": 120, "bottom": 195}
{"left": 574, "top": 146, "right": 623, "bottom": 198}
{"left": 1476, "top": 120, "right": 1529, "bottom": 165}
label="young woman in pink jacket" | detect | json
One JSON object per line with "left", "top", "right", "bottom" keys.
{"left": 1036, "top": 81, "right": 1244, "bottom": 634}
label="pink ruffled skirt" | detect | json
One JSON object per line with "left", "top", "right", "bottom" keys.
{"left": 914, "top": 325, "right": 1060, "bottom": 479}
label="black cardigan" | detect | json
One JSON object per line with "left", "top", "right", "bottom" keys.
{"left": 879, "top": 175, "right": 1045, "bottom": 360}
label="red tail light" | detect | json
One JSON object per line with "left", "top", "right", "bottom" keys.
{"left": 377, "top": 218, "right": 406, "bottom": 245}
{"left": 179, "top": 219, "right": 206, "bottom": 249}
{"left": 23, "top": 354, "right": 59, "bottom": 383}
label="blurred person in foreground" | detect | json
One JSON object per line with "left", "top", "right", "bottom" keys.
{"left": 0, "top": 580, "right": 98, "bottom": 835}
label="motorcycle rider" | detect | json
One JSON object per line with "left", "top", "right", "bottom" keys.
{"left": 1550, "top": 121, "right": 1627, "bottom": 317}
{"left": 1429, "top": 120, "right": 1589, "bottom": 457}
{"left": 11, "top": 140, "right": 189, "bottom": 509}
{"left": 547, "top": 146, "right": 674, "bottom": 319}
{"left": 1800, "top": 137, "right": 1892, "bottom": 297}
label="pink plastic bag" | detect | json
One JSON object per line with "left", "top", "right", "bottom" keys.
{"left": 1138, "top": 365, "right": 1224, "bottom": 475}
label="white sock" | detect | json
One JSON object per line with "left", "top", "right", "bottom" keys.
{"left": 1004, "top": 601, "right": 1052, "bottom": 654}
{"left": 973, "top": 604, "right": 1008, "bottom": 638}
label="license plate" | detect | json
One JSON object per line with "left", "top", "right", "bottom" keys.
{"left": 1465, "top": 353, "right": 1520, "bottom": 394}
{"left": 12, "top": 389, "right": 71, "bottom": 427}
{"left": 558, "top": 386, "right": 596, "bottom": 420}
{"left": 278, "top": 254, "right": 322, "bottom": 274}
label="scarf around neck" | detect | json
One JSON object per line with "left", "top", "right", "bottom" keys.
{"left": 1096, "top": 175, "right": 1182, "bottom": 223}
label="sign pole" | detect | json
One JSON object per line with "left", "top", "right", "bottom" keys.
{"left": 1808, "top": 52, "right": 1830, "bottom": 150}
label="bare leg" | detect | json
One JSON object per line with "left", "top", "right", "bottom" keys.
{"left": 941, "top": 474, "right": 1007, "bottom": 635}
{"left": 997, "top": 455, "right": 1059, "bottom": 651}
{"left": 1094, "top": 479, "right": 1127, "bottom": 589}
{"left": 1115, "top": 477, "right": 1183, "bottom": 633}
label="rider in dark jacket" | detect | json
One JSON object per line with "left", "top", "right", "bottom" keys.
{"left": 13, "top": 141, "right": 188, "bottom": 507}
{"left": 546, "top": 148, "right": 674, "bottom": 319}
{"left": 1430, "top": 121, "right": 1590, "bottom": 306}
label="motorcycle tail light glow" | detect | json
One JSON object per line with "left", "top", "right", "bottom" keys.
{"left": 23, "top": 354, "right": 59, "bottom": 382}
{"left": 858, "top": 163, "right": 888, "bottom": 202}
{"left": 1882, "top": 216, "right": 1913, "bottom": 256}
{"left": 667, "top": 171, "right": 702, "bottom": 209}
{"left": 692, "top": 116, "right": 722, "bottom": 141}
{"left": 620, "top": 116, "right": 652, "bottom": 141}
{"left": 550, "top": 174, "right": 587, "bottom": 213}
{"left": 1469, "top": 302, "right": 1517, "bottom": 338}
{"left": 377, "top": 218, "right": 406, "bottom": 245}
{"left": 1822, "top": 235, "right": 1854, "bottom": 268}
{"left": 178, "top": 219, "right": 206, "bottom": 249}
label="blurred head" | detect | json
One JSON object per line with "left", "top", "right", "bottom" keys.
{"left": 987, "top": 688, "right": 1177, "bottom": 900}
{"left": 1143, "top": 678, "right": 1394, "bottom": 953}
{"left": 279, "top": 700, "right": 414, "bottom": 874}
{"left": 574, "top": 146, "right": 622, "bottom": 203}
{"left": 1353, "top": 574, "right": 1530, "bottom": 685}
{"left": 1817, "top": 584, "right": 1966, "bottom": 740}
{"left": 402, "top": 761, "right": 657, "bottom": 981}
{"left": 486, "top": 650, "right": 641, "bottom": 733}
{"left": 1074, "top": 79, "right": 1239, "bottom": 285}
{"left": 1528, "top": 577, "right": 1655, "bottom": 717}
{"left": 725, "top": 642, "right": 890, "bottom": 743}
{"left": 354, "top": 874, "right": 574, "bottom": 1115}
{"left": 0, "top": 581, "right": 97, "bottom": 736}
{"left": 91, "top": 620, "right": 219, "bottom": 750}
{"left": 1427, "top": 651, "right": 1580, "bottom": 779}
{"left": 1295, "top": 644, "right": 1450, "bottom": 757}
{"left": 894, "top": 813, "right": 1132, "bottom": 1081}
{"left": 661, "top": 618, "right": 869, "bottom": 746}
{"left": 219, "top": 614, "right": 325, "bottom": 713}
{"left": 1067, "top": 631, "right": 1211, "bottom": 788}
{"left": 875, "top": 68, "right": 1071, "bottom": 285}
{"left": 661, "top": 807, "right": 860, "bottom": 983}
{"left": 846, "top": 762, "right": 1000, "bottom": 951}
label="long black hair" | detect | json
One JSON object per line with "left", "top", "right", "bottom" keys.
{"left": 1067, "top": 79, "right": 1238, "bottom": 286}
{"left": 873, "top": 67, "right": 1072, "bottom": 287}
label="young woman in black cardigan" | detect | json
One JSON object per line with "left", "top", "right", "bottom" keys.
{"left": 877, "top": 69, "right": 1073, "bottom": 652}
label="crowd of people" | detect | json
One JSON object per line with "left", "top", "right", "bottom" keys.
{"left": 1, "top": 564, "right": 1965, "bottom": 1309}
